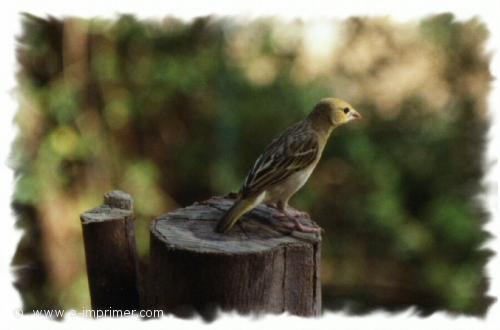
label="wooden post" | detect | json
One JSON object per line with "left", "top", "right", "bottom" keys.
{"left": 80, "top": 190, "right": 140, "bottom": 311}
{"left": 147, "top": 196, "right": 321, "bottom": 318}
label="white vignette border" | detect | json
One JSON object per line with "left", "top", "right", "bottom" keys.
{"left": 0, "top": 1, "right": 499, "bottom": 330}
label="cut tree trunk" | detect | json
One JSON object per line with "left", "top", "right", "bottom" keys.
{"left": 80, "top": 191, "right": 140, "bottom": 311}
{"left": 147, "top": 196, "right": 321, "bottom": 318}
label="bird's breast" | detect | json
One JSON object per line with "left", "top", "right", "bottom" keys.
{"left": 265, "top": 162, "right": 317, "bottom": 203}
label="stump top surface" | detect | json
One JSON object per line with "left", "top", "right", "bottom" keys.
{"left": 80, "top": 205, "right": 132, "bottom": 224}
{"left": 104, "top": 190, "right": 133, "bottom": 210}
{"left": 151, "top": 197, "right": 321, "bottom": 254}
{"left": 81, "top": 190, "right": 134, "bottom": 224}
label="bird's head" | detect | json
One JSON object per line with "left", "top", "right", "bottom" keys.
{"left": 311, "top": 97, "right": 362, "bottom": 126}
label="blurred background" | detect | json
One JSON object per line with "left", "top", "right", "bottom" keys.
{"left": 12, "top": 13, "right": 493, "bottom": 316}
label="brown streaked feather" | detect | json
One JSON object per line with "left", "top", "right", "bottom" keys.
{"left": 241, "top": 120, "right": 319, "bottom": 197}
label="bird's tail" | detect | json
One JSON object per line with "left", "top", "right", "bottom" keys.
{"left": 215, "top": 197, "right": 256, "bottom": 233}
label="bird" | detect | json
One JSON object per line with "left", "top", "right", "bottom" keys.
{"left": 215, "top": 97, "right": 362, "bottom": 234}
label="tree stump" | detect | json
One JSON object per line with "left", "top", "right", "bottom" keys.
{"left": 148, "top": 196, "right": 321, "bottom": 318}
{"left": 80, "top": 191, "right": 140, "bottom": 311}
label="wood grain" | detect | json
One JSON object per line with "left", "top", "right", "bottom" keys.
{"left": 80, "top": 191, "right": 140, "bottom": 312}
{"left": 147, "top": 196, "right": 321, "bottom": 318}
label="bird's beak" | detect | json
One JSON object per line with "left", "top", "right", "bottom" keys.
{"left": 351, "top": 110, "right": 362, "bottom": 120}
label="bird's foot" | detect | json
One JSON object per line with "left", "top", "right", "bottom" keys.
{"left": 286, "top": 208, "right": 311, "bottom": 219}
{"left": 283, "top": 219, "right": 323, "bottom": 233}
{"left": 270, "top": 206, "right": 310, "bottom": 218}
{"left": 272, "top": 210, "right": 322, "bottom": 233}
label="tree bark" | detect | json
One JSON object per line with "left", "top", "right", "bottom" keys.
{"left": 147, "top": 196, "right": 321, "bottom": 318}
{"left": 80, "top": 190, "right": 140, "bottom": 312}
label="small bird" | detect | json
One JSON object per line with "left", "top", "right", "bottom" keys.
{"left": 215, "top": 98, "right": 362, "bottom": 233}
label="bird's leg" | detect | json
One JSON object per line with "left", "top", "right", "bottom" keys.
{"left": 272, "top": 201, "right": 321, "bottom": 233}
{"left": 265, "top": 202, "right": 278, "bottom": 209}
{"left": 271, "top": 200, "right": 288, "bottom": 220}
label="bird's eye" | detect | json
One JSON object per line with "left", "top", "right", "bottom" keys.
{"left": 343, "top": 107, "right": 349, "bottom": 114}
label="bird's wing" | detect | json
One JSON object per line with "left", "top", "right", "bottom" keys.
{"left": 241, "top": 122, "right": 319, "bottom": 197}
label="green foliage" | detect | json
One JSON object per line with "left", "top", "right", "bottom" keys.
{"left": 13, "top": 14, "right": 492, "bottom": 315}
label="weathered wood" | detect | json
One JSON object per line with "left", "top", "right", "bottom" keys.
{"left": 147, "top": 196, "right": 321, "bottom": 318}
{"left": 80, "top": 190, "right": 140, "bottom": 311}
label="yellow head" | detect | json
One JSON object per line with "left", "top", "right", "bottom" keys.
{"left": 310, "top": 97, "right": 362, "bottom": 126}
